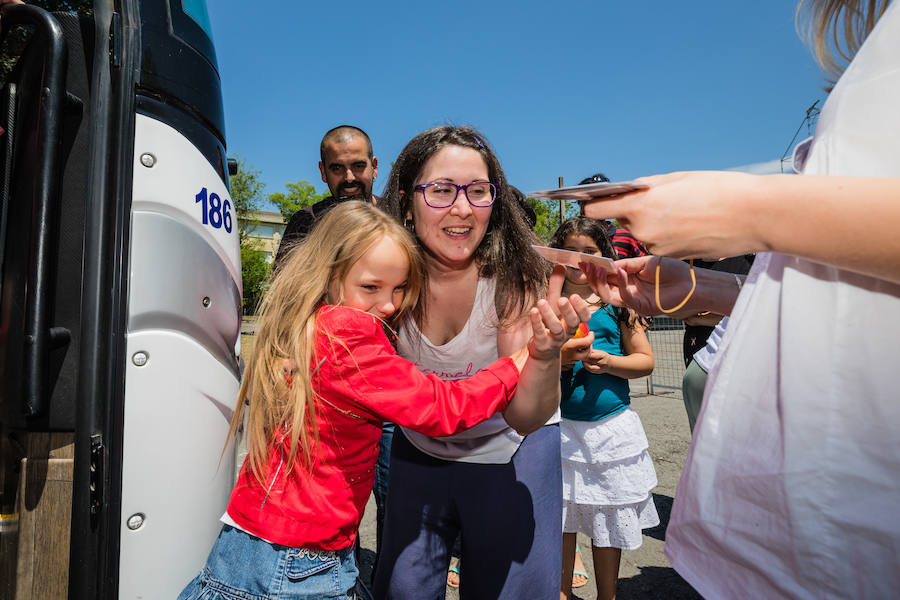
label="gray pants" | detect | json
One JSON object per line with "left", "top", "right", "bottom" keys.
{"left": 681, "top": 359, "right": 708, "bottom": 433}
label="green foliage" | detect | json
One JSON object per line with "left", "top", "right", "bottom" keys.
{"left": 269, "top": 181, "right": 327, "bottom": 223}
{"left": 230, "top": 157, "right": 272, "bottom": 313}
{"left": 240, "top": 246, "right": 271, "bottom": 315}
{"left": 229, "top": 157, "right": 266, "bottom": 244}
{"left": 529, "top": 197, "right": 580, "bottom": 243}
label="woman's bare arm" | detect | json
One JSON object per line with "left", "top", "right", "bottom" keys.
{"left": 582, "top": 172, "right": 900, "bottom": 284}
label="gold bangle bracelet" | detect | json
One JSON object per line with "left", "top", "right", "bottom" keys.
{"left": 655, "top": 259, "right": 696, "bottom": 314}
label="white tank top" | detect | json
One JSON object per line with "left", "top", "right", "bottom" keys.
{"left": 399, "top": 278, "right": 559, "bottom": 464}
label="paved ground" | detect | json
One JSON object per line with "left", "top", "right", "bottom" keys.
{"left": 355, "top": 388, "right": 701, "bottom": 600}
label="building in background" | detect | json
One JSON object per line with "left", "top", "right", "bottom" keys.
{"left": 239, "top": 210, "right": 285, "bottom": 262}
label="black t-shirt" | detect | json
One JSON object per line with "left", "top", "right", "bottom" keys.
{"left": 682, "top": 255, "right": 755, "bottom": 366}
{"left": 273, "top": 196, "right": 347, "bottom": 270}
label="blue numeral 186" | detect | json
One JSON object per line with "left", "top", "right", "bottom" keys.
{"left": 195, "top": 187, "right": 233, "bottom": 233}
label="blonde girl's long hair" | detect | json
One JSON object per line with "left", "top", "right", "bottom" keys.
{"left": 227, "top": 201, "right": 424, "bottom": 487}
{"left": 796, "top": 0, "right": 890, "bottom": 84}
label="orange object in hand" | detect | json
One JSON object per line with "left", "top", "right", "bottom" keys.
{"left": 573, "top": 323, "right": 589, "bottom": 338}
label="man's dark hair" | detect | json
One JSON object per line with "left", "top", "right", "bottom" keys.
{"left": 578, "top": 173, "right": 610, "bottom": 185}
{"left": 319, "top": 125, "right": 373, "bottom": 162}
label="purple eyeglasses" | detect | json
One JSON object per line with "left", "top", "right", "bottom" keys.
{"left": 414, "top": 181, "right": 499, "bottom": 209}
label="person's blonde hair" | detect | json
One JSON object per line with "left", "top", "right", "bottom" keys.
{"left": 797, "top": 0, "right": 890, "bottom": 84}
{"left": 227, "top": 201, "right": 424, "bottom": 486}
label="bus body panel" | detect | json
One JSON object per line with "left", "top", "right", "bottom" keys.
{"left": 118, "top": 330, "right": 237, "bottom": 597}
{"left": 117, "top": 113, "right": 241, "bottom": 598}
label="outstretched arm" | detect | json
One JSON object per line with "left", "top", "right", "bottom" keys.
{"left": 581, "top": 256, "right": 743, "bottom": 317}
{"left": 582, "top": 172, "right": 900, "bottom": 284}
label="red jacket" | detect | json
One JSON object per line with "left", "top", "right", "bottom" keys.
{"left": 226, "top": 306, "right": 519, "bottom": 550}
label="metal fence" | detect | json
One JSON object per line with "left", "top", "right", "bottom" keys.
{"left": 641, "top": 317, "right": 686, "bottom": 399}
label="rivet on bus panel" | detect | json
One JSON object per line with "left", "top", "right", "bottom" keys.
{"left": 127, "top": 513, "right": 145, "bottom": 530}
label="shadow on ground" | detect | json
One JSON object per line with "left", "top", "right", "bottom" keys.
{"left": 358, "top": 547, "right": 376, "bottom": 588}
{"left": 614, "top": 566, "right": 701, "bottom": 600}
{"left": 572, "top": 565, "right": 700, "bottom": 600}
{"left": 645, "top": 492, "right": 673, "bottom": 542}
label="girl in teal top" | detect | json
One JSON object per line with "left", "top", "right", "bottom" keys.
{"left": 560, "top": 303, "right": 632, "bottom": 421}
{"left": 552, "top": 217, "right": 658, "bottom": 600}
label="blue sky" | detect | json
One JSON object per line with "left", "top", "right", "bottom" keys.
{"left": 206, "top": 1, "right": 826, "bottom": 207}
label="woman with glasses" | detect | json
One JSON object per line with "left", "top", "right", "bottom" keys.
{"left": 371, "top": 126, "right": 576, "bottom": 599}
{"left": 580, "top": 0, "right": 900, "bottom": 597}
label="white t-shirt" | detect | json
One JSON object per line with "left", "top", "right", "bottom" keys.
{"left": 398, "top": 277, "right": 560, "bottom": 464}
{"left": 665, "top": 4, "right": 900, "bottom": 598}
{"left": 691, "top": 316, "right": 728, "bottom": 373}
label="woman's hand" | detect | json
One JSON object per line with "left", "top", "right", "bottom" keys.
{"left": 526, "top": 297, "right": 591, "bottom": 360}
{"left": 501, "top": 266, "right": 592, "bottom": 434}
{"left": 526, "top": 266, "right": 592, "bottom": 361}
{"left": 580, "top": 171, "right": 762, "bottom": 260}
{"left": 580, "top": 256, "right": 742, "bottom": 318}
{"left": 579, "top": 256, "right": 694, "bottom": 316}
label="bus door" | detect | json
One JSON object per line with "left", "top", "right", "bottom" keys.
{"left": 0, "top": 1, "right": 241, "bottom": 598}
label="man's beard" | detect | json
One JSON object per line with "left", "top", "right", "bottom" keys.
{"left": 335, "top": 181, "right": 370, "bottom": 201}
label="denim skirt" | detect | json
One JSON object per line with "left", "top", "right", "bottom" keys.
{"left": 178, "top": 525, "right": 361, "bottom": 600}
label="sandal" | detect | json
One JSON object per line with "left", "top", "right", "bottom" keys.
{"left": 572, "top": 546, "right": 589, "bottom": 589}
{"left": 447, "top": 557, "right": 460, "bottom": 589}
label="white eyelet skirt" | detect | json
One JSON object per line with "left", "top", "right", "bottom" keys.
{"left": 561, "top": 408, "right": 660, "bottom": 550}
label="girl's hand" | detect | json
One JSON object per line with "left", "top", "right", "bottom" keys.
{"left": 561, "top": 333, "right": 594, "bottom": 369}
{"left": 580, "top": 349, "right": 612, "bottom": 374}
{"left": 579, "top": 171, "right": 762, "bottom": 259}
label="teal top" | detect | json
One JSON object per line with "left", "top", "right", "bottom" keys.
{"left": 560, "top": 305, "right": 631, "bottom": 421}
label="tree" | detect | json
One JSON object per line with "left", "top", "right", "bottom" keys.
{"left": 229, "top": 158, "right": 270, "bottom": 313}
{"left": 240, "top": 246, "right": 270, "bottom": 315}
{"left": 269, "top": 181, "right": 327, "bottom": 223}
{"left": 529, "top": 197, "right": 580, "bottom": 243}
{"left": 229, "top": 157, "right": 266, "bottom": 243}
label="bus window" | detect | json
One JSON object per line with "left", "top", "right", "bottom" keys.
{"left": 180, "top": 0, "right": 212, "bottom": 39}
{"left": 0, "top": 0, "right": 93, "bottom": 87}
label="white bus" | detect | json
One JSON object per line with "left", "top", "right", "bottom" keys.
{"left": 0, "top": 1, "right": 240, "bottom": 597}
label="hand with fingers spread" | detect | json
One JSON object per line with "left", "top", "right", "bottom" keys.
{"left": 526, "top": 294, "right": 592, "bottom": 360}
{"left": 501, "top": 266, "right": 592, "bottom": 435}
